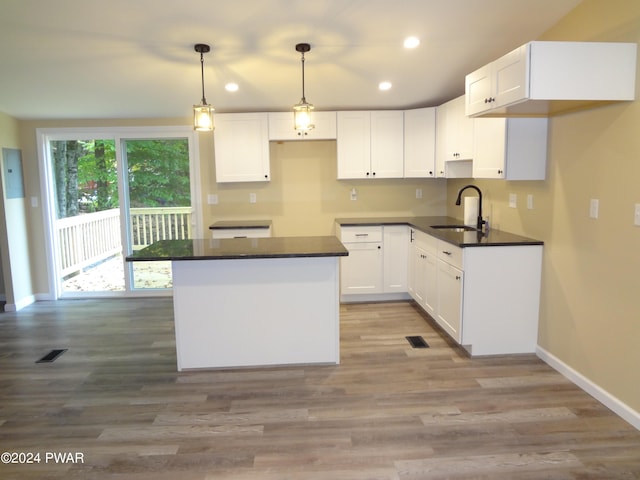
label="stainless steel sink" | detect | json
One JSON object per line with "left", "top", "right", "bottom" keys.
{"left": 430, "top": 225, "right": 478, "bottom": 232}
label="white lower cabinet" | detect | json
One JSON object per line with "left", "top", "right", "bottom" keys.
{"left": 338, "top": 226, "right": 383, "bottom": 296}
{"left": 338, "top": 225, "right": 410, "bottom": 300}
{"left": 408, "top": 229, "right": 543, "bottom": 355}
{"left": 435, "top": 258, "right": 463, "bottom": 343}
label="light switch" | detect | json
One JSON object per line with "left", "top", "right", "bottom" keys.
{"left": 207, "top": 194, "right": 218, "bottom": 205}
{"left": 634, "top": 203, "right": 640, "bottom": 226}
{"left": 249, "top": 193, "right": 257, "bottom": 204}
{"left": 509, "top": 193, "right": 517, "bottom": 208}
{"left": 527, "top": 194, "right": 534, "bottom": 210}
{"left": 416, "top": 188, "right": 423, "bottom": 199}
{"left": 590, "top": 198, "right": 599, "bottom": 219}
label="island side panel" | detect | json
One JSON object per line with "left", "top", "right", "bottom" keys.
{"left": 171, "top": 256, "right": 340, "bottom": 370}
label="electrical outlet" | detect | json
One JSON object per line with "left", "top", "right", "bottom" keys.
{"left": 527, "top": 194, "right": 534, "bottom": 210}
{"left": 634, "top": 203, "right": 640, "bottom": 226}
{"left": 350, "top": 188, "right": 357, "bottom": 201}
{"left": 249, "top": 193, "right": 257, "bottom": 204}
{"left": 590, "top": 198, "right": 599, "bottom": 219}
{"left": 416, "top": 188, "right": 423, "bottom": 199}
{"left": 207, "top": 194, "right": 218, "bottom": 205}
{"left": 509, "top": 193, "right": 517, "bottom": 208}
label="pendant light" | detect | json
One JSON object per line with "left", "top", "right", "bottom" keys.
{"left": 193, "top": 43, "right": 214, "bottom": 131}
{"left": 293, "top": 43, "right": 315, "bottom": 131}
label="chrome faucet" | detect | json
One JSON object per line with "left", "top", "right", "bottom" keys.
{"left": 455, "top": 184, "right": 485, "bottom": 231}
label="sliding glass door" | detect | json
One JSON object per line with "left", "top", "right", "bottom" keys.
{"left": 39, "top": 127, "right": 200, "bottom": 298}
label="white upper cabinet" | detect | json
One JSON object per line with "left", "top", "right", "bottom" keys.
{"left": 403, "top": 107, "right": 436, "bottom": 178}
{"left": 337, "top": 111, "right": 404, "bottom": 179}
{"left": 473, "top": 117, "right": 548, "bottom": 180}
{"left": 435, "top": 95, "right": 474, "bottom": 178}
{"left": 466, "top": 44, "right": 528, "bottom": 116}
{"left": 214, "top": 113, "right": 270, "bottom": 183}
{"left": 466, "top": 41, "right": 637, "bottom": 117}
{"left": 268, "top": 111, "right": 337, "bottom": 141}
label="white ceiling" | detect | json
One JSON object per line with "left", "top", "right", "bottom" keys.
{"left": 0, "top": 0, "right": 582, "bottom": 121}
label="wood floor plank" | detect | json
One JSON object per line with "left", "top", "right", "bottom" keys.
{"left": 0, "top": 298, "right": 638, "bottom": 479}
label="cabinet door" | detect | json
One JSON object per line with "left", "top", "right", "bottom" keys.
{"left": 404, "top": 108, "right": 436, "bottom": 178}
{"left": 423, "top": 251, "right": 438, "bottom": 318}
{"left": 473, "top": 118, "right": 506, "bottom": 179}
{"left": 383, "top": 225, "right": 409, "bottom": 293}
{"left": 436, "top": 259, "right": 463, "bottom": 343}
{"left": 434, "top": 105, "right": 448, "bottom": 177}
{"left": 340, "top": 242, "right": 383, "bottom": 295}
{"left": 438, "top": 96, "right": 474, "bottom": 163}
{"left": 370, "top": 111, "right": 404, "bottom": 178}
{"left": 268, "top": 111, "right": 337, "bottom": 140}
{"left": 337, "top": 111, "right": 371, "bottom": 179}
{"left": 465, "top": 63, "right": 493, "bottom": 116}
{"left": 494, "top": 44, "right": 529, "bottom": 108}
{"left": 455, "top": 97, "right": 475, "bottom": 161}
{"left": 214, "top": 113, "right": 270, "bottom": 183}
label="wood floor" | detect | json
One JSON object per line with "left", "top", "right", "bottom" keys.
{"left": 0, "top": 298, "right": 638, "bottom": 479}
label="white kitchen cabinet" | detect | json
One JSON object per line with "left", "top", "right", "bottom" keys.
{"left": 268, "top": 111, "right": 337, "bottom": 141}
{"left": 214, "top": 113, "right": 270, "bottom": 183}
{"left": 338, "top": 225, "right": 383, "bottom": 295}
{"left": 466, "top": 41, "right": 637, "bottom": 117}
{"left": 337, "top": 111, "right": 404, "bottom": 179}
{"left": 383, "top": 225, "right": 409, "bottom": 293}
{"left": 436, "top": 258, "right": 463, "bottom": 343}
{"left": 408, "top": 229, "right": 437, "bottom": 318}
{"left": 404, "top": 107, "right": 436, "bottom": 178}
{"left": 465, "top": 44, "right": 528, "bottom": 116}
{"left": 473, "top": 117, "right": 548, "bottom": 180}
{"left": 435, "top": 95, "right": 474, "bottom": 178}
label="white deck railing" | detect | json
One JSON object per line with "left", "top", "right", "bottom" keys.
{"left": 56, "top": 207, "right": 191, "bottom": 277}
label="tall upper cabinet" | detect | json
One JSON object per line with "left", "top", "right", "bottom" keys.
{"left": 214, "top": 113, "right": 270, "bottom": 183}
{"left": 404, "top": 107, "right": 436, "bottom": 178}
{"left": 435, "top": 95, "right": 474, "bottom": 178}
{"left": 466, "top": 41, "right": 637, "bottom": 117}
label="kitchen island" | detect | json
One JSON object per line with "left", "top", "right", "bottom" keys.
{"left": 127, "top": 236, "right": 348, "bottom": 370}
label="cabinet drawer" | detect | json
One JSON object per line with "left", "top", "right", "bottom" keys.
{"left": 437, "top": 240, "right": 463, "bottom": 269}
{"left": 340, "top": 226, "right": 383, "bottom": 243}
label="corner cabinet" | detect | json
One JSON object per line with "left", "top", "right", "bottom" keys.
{"left": 214, "top": 113, "right": 270, "bottom": 183}
{"left": 473, "top": 117, "right": 548, "bottom": 180}
{"left": 268, "top": 111, "right": 337, "bottom": 141}
{"left": 466, "top": 41, "right": 637, "bottom": 117}
{"left": 337, "top": 111, "right": 404, "bottom": 179}
{"left": 404, "top": 107, "right": 436, "bottom": 178}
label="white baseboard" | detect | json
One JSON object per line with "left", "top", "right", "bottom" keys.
{"left": 3, "top": 294, "right": 36, "bottom": 312}
{"left": 537, "top": 346, "right": 640, "bottom": 431}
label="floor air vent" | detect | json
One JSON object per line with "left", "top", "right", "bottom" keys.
{"left": 36, "top": 349, "right": 67, "bottom": 363}
{"left": 406, "top": 336, "right": 429, "bottom": 348}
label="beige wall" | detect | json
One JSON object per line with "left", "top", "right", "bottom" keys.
{"left": 202, "top": 138, "right": 446, "bottom": 236}
{"left": 448, "top": 0, "right": 640, "bottom": 412}
{"left": 0, "top": 111, "right": 32, "bottom": 306}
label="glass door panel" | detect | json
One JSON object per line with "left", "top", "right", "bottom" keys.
{"left": 122, "top": 138, "right": 192, "bottom": 290}
{"left": 50, "top": 139, "right": 125, "bottom": 294}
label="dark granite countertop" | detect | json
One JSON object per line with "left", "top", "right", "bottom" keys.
{"left": 209, "top": 220, "right": 272, "bottom": 230}
{"left": 335, "top": 216, "right": 543, "bottom": 247}
{"left": 126, "top": 236, "right": 348, "bottom": 262}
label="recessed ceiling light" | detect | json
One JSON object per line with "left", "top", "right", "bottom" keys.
{"left": 378, "top": 81, "right": 392, "bottom": 91}
{"left": 225, "top": 83, "right": 239, "bottom": 92}
{"left": 403, "top": 36, "right": 420, "bottom": 49}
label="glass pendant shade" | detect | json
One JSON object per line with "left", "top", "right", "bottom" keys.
{"left": 193, "top": 104, "right": 214, "bottom": 131}
{"left": 293, "top": 100, "right": 314, "bottom": 131}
